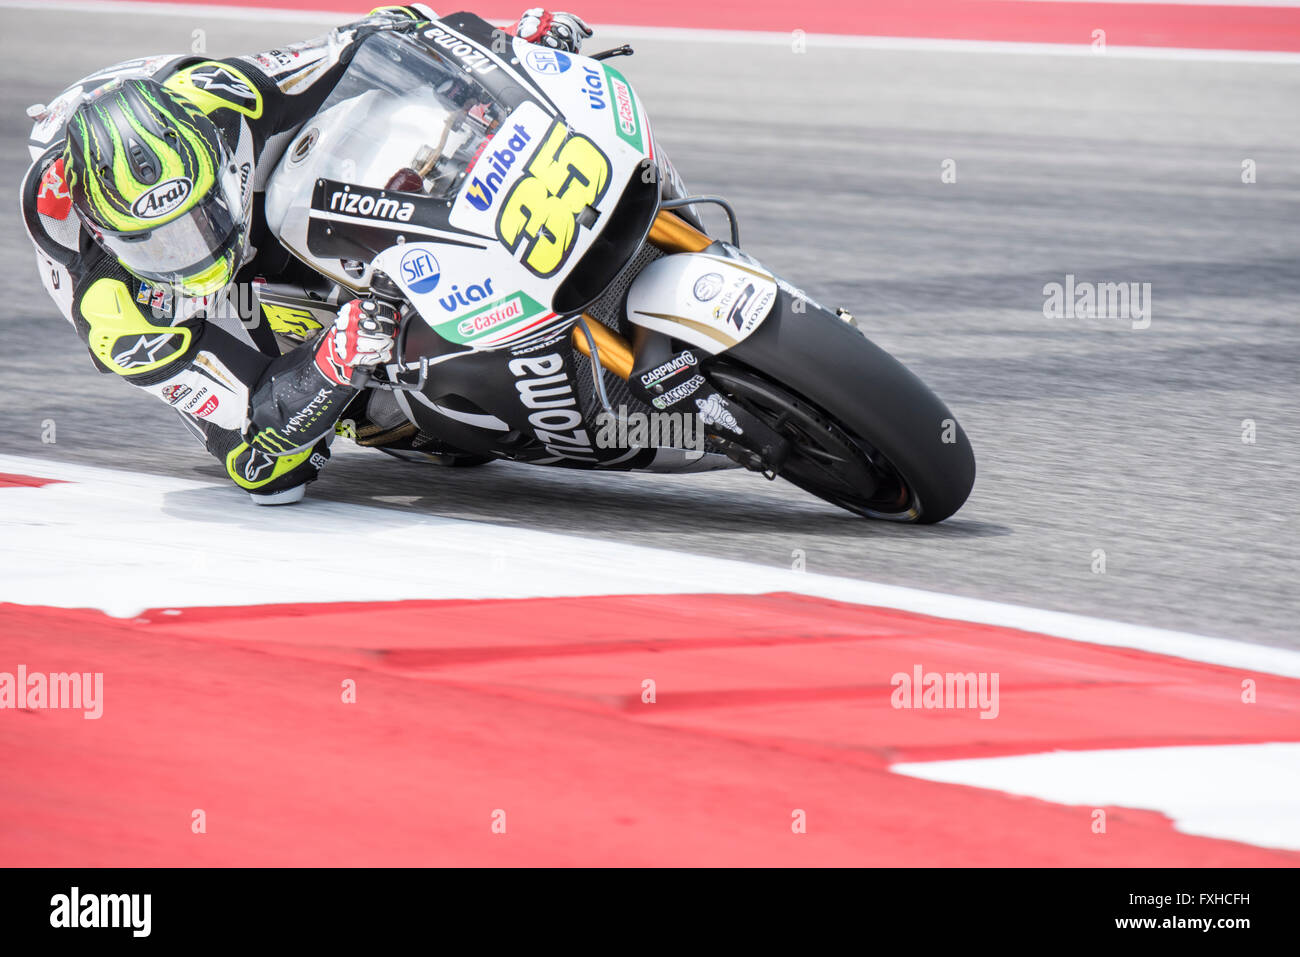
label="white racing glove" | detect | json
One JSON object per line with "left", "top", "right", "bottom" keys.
{"left": 314, "top": 298, "right": 400, "bottom": 386}
{"left": 516, "top": 8, "right": 593, "bottom": 53}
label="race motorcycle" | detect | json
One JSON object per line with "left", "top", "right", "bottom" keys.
{"left": 259, "top": 14, "right": 976, "bottom": 522}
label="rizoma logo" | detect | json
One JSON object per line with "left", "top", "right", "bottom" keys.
{"left": 611, "top": 78, "right": 636, "bottom": 137}
{"left": 329, "top": 189, "right": 415, "bottom": 222}
{"left": 131, "top": 177, "right": 191, "bottom": 220}
{"left": 399, "top": 249, "right": 440, "bottom": 294}
{"left": 464, "top": 124, "right": 533, "bottom": 213}
{"left": 457, "top": 295, "right": 524, "bottom": 337}
{"left": 425, "top": 25, "right": 499, "bottom": 76}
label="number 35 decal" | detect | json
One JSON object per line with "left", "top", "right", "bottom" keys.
{"left": 497, "top": 121, "right": 610, "bottom": 277}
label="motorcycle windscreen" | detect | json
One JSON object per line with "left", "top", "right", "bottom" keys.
{"left": 308, "top": 30, "right": 509, "bottom": 201}
{"left": 263, "top": 30, "right": 513, "bottom": 288}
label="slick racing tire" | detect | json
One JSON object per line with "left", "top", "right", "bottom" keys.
{"left": 716, "top": 293, "right": 976, "bottom": 523}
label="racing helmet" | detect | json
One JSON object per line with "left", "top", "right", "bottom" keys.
{"left": 63, "top": 77, "right": 249, "bottom": 296}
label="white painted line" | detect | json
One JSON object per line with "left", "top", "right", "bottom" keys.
{"left": 893, "top": 743, "right": 1300, "bottom": 850}
{"left": 4, "top": 0, "right": 1300, "bottom": 64}
{"left": 3, "top": 453, "right": 1300, "bottom": 678}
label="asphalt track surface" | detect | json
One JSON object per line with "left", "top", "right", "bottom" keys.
{"left": 1, "top": 6, "right": 1297, "bottom": 647}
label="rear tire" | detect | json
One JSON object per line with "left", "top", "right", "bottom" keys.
{"left": 719, "top": 294, "right": 975, "bottom": 523}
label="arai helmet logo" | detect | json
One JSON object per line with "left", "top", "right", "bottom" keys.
{"left": 399, "top": 249, "right": 441, "bottom": 294}
{"left": 131, "top": 177, "right": 192, "bottom": 220}
{"left": 693, "top": 273, "right": 724, "bottom": 302}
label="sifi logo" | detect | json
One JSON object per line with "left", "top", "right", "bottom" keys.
{"left": 161, "top": 383, "right": 192, "bottom": 405}
{"left": 439, "top": 279, "right": 495, "bottom": 313}
{"left": 457, "top": 296, "right": 524, "bottom": 337}
{"left": 526, "top": 49, "right": 571, "bottom": 74}
{"left": 399, "top": 249, "right": 441, "bottom": 294}
{"left": 131, "top": 177, "right": 192, "bottom": 220}
{"left": 463, "top": 124, "right": 533, "bottom": 212}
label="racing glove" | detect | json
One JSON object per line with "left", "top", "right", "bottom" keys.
{"left": 515, "top": 9, "right": 592, "bottom": 53}
{"left": 315, "top": 298, "right": 400, "bottom": 386}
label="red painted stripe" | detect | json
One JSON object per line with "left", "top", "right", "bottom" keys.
{"left": 3, "top": 594, "right": 1296, "bottom": 865}
{"left": 118, "top": 0, "right": 1300, "bottom": 52}
{"left": 0, "top": 472, "right": 66, "bottom": 488}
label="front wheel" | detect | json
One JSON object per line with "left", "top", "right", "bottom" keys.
{"left": 716, "top": 294, "right": 975, "bottom": 523}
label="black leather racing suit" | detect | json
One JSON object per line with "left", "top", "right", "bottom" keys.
{"left": 20, "top": 5, "right": 476, "bottom": 498}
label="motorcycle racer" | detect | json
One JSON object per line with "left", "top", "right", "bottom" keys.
{"left": 18, "top": 5, "right": 593, "bottom": 504}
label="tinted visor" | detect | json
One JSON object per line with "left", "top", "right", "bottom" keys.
{"left": 99, "top": 163, "right": 247, "bottom": 295}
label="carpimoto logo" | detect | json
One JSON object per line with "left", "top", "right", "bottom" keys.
{"left": 49, "top": 887, "right": 150, "bottom": 937}
{"left": 639, "top": 351, "right": 698, "bottom": 389}
{"left": 131, "top": 177, "right": 191, "bottom": 219}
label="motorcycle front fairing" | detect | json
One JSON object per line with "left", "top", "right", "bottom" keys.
{"left": 265, "top": 18, "right": 661, "bottom": 354}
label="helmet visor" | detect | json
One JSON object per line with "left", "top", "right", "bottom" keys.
{"left": 98, "top": 162, "right": 247, "bottom": 296}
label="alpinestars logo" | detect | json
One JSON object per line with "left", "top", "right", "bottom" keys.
{"left": 328, "top": 190, "right": 416, "bottom": 222}
{"left": 189, "top": 65, "right": 257, "bottom": 102}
